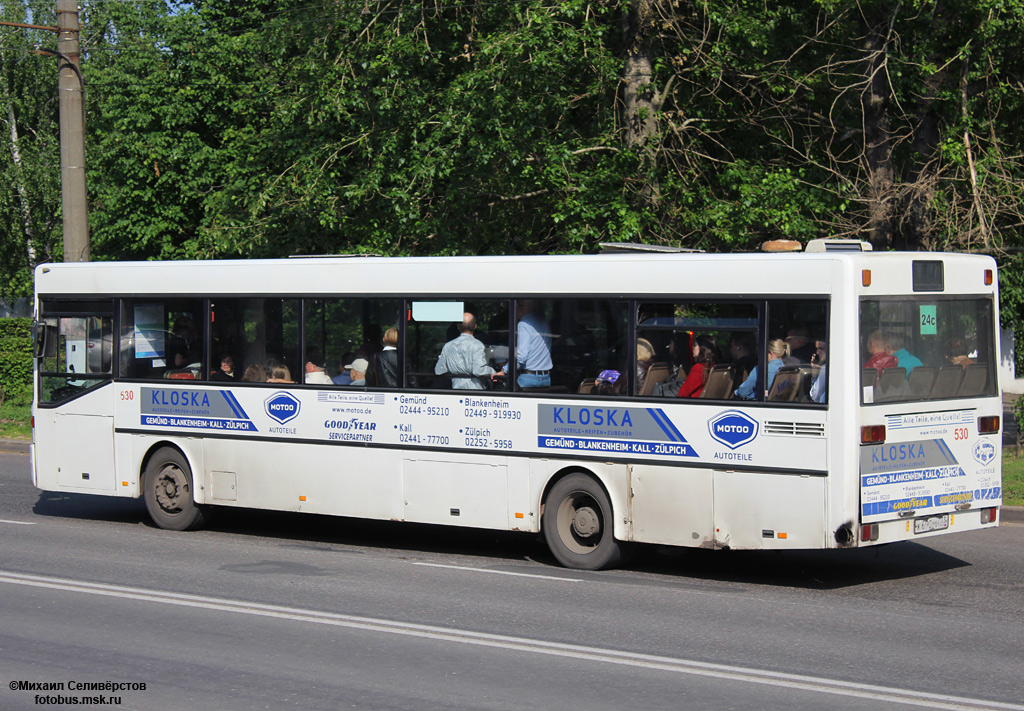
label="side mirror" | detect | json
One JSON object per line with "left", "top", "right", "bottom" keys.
{"left": 32, "top": 321, "right": 58, "bottom": 358}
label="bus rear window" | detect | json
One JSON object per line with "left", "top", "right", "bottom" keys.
{"left": 859, "top": 297, "right": 995, "bottom": 403}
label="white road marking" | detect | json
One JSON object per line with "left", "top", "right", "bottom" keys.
{"left": 414, "top": 561, "right": 581, "bottom": 582}
{"left": 0, "top": 519, "right": 35, "bottom": 525}
{"left": 0, "top": 570, "right": 1020, "bottom": 711}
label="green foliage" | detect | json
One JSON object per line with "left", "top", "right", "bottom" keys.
{"left": 0, "top": 318, "right": 32, "bottom": 405}
{"left": 1, "top": 0, "right": 1023, "bottom": 287}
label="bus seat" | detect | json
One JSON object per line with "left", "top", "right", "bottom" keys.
{"left": 930, "top": 366, "right": 964, "bottom": 399}
{"left": 791, "top": 365, "right": 819, "bottom": 402}
{"left": 862, "top": 367, "right": 877, "bottom": 389}
{"left": 957, "top": 363, "right": 988, "bottom": 397}
{"left": 638, "top": 362, "right": 670, "bottom": 397}
{"left": 905, "top": 366, "right": 935, "bottom": 399}
{"left": 700, "top": 364, "right": 735, "bottom": 399}
{"left": 767, "top": 366, "right": 803, "bottom": 401}
{"left": 164, "top": 369, "right": 196, "bottom": 380}
{"left": 875, "top": 367, "right": 907, "bottom": 402}
{"left": 578, "top": 379, "right": 596, "bottom": 395}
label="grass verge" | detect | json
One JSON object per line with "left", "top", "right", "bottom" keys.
{"left": 1002, "top": 451, "right": 1024, "bottom": 507}
{"left": 0, "top": 402, "right": 31, "bottom": 440}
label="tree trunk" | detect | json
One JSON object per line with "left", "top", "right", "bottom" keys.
{"left": 860, "top": 8, "right": 899, "bottom": 251}
{"left": 621, "top": 0, "right": 661, "bottom": 208}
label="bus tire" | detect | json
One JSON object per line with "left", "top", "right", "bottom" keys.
{"left": 542, "top": 473, "right": 621, "bottom": 570}
{"left": 143, "top": 448, "right": 208, "bottom": 531}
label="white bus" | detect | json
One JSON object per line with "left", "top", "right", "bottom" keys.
{"left": 30, "top": 246, "right": 1003, "bottom": 569}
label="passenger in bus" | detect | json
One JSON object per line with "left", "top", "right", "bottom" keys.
{"left": 595, "top": 369, "right": 622, "bottom": 396}
{"left": 635, "top": 338, "right": 655, "bottom": 393}
{"left": 809, "top": 339, "right": 827, "bottom": 403}
{"left": 499, "top": 300, "right": 553, "bottom": 388}
{"left": 304, "top": 350, "right": 333, "bottom": 385}
{"left": 864, "top": 331, "right": 898, "bottom": 381}
{"left": 210, "top": 355, "right": 238, "bottom": 381}
{"left": 241, "top": 364, "right": 268, "bottom": 382}
{"left": 945, "top": 337, "right": 976, "bottom": 368}
{"left": 333, "top": 353, "right": 354, "bottom": 385}
{"left": 373, "top": 327, "right": 400, "bottom": 387}
{"left": 888, "top": 333, "right": 922, "bottom": 372}
{"left": 728, "top": 333, "right": 757, "bottom": 387}
{"left": 735, "top": 339, "right": 789, "bottom": 400}
{"left": 785, "top": 327, "right": 815, "bottom": 363}
{"left": 267, "top": 364, "right": 294, "bottom": 384}
{"left": 676, "top": 335, "right": 718, "bottom": 398}
{"left": 435, "top": 313, "right": 495, "bottom": 389}
{"left": 346, "top": 358, "right": 369, "bottom": 387}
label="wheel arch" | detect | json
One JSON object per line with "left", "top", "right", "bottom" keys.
{"left": 139, "top": 440, "right": 199, "bottom": 502}
{"left": 539, "top": 464, "right": 622, "bottom": 533}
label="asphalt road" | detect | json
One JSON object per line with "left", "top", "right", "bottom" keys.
{"left": 1, "top": 449, "right": 1022, "bottom": 711}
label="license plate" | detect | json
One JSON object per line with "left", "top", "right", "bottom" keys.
{"left": 914, "top": 514, "right": 950, "bottom": 534}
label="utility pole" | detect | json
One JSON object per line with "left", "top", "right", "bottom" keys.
{"left": 56, "top": 0, "right": 89, "bottom": 262}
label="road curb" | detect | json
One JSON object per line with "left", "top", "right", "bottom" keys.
{"left": 0, "top": 439, "right": 30, "bottom": 454}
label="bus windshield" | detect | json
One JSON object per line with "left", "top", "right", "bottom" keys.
{"left": 859, "top": 296, "right": 996, "bottom": 403}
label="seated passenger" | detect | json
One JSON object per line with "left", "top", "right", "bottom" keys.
{"left": 267, "top": 364, "right": 294, "bottom": 384}
{"left": 210, "top": 354, "right": 238, "bottom": 382}
{"left": 735, "top": 339, "right": 789, "bottom": 400}
{"left": 636, "top": 338, "right": 655, "bottom": 393}
{"left": 945, "top": 337, "right": 976, "bottom": 368}
{"left": 346, "top": 358, "right": 369, "bottom": 387}
{"left": 809, "top": 339, "right": 827, "bottom": 403}
{"left": 888, "top": 333, "right": 922, "bottom": 372}
{"left": 304, "top": 349, "right": 333, "bottom": 385}
{"left": 864, "top": 330, "right": 898, "bottom": 381}
{"left": 595, "top": 369, "right": 622, "bottom": 396}
{"left": 241, "top": 364, "right": 268, "bottom": 382}
{"left": 677, "top": 335, "right": 718, "bottom": 398}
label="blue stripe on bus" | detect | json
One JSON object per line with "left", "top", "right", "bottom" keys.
{"left": 647, "top": 408, "right": 686, "bottom": 442}
{"left": 220, "top": 391, "right": 249, "bottom": 420}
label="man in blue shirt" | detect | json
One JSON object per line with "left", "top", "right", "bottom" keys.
{"left": 505, "top": 300, "right": 553, "bottom": 388}
{"left": 435, "top": 313, "right": 495, "bottom": 389}
{"left": 889, "top": 334, "right": 922, "bottom": 372}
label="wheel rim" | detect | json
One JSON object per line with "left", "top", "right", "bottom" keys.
{"left": 153, "top": 464, "right": 189, "bottom": 515}
{"left": 555, "top": 490, "right": 604, "bottom": 555}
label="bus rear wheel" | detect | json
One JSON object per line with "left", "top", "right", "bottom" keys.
{"left": 542, "top": 473, "right": 621, "bottom": 570}
{"left": 143, "top": 448, "right": 208, "bottom": 531}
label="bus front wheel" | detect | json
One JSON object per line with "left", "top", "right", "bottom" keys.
{"left": 542, "top": 473, "right": 621, "bottom": 570}
{"left": 143, "top": 448, "right": 208, "bottom": 531}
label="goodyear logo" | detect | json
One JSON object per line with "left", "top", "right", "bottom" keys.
{"left": 265, "top": 392, "right": 301, "bottom": 424}
{"left": 708, "top": 410, "right": 759, "bottom": 450}
{"left": 973, "top": 440, "right": 996, "bottom": 466}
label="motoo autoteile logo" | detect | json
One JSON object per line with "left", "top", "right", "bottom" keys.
{"left": 708, "top": 410, "right": 759, "bottom": 450}
{"left": 265, "top": 392, "right": 301, "bottom": 424}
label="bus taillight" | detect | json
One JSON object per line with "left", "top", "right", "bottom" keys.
{"left": 978, "top": 416, "right": 1000, "bottom": 434}
{"left": 861, "top": 523, "right": 879, "bottom": 541}
{"left": 985, "top": 269, "right": 994, "bottom": 285}
{"left": 861, "top": 425, "right": 885, "bottom": 444}
{"left": 980, "top": 507, "right": 999, "bottom": 524}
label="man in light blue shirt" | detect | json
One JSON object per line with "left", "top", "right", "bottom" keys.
{"left": 435, "top": 313, "right": 495, "bottom": 389}
{"left": 889, "top": 334, "right": 922, "bottom": 372}
{"left": 507, "top": 300, "right": 553, "bottom": 388}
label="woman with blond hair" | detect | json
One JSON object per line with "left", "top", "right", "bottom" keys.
{"left": 267, "top": 364, "right": 294, "bottom": 384}
{"left": 735, "top": 338, "right": 789, "bottom": 400}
